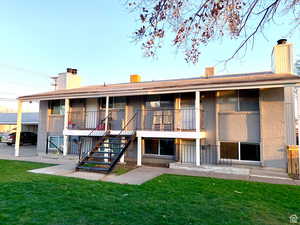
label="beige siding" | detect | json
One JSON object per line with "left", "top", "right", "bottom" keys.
{"left": 219, "top": 112, "right": 260, "bottom": 143}
{"left": 260, "top": 88, "right": 286, "bottom": 169}
{"left": 37, "top": 100, "right": 48, "bottom": 154}
{"left": 202, "top": 92, "right": 216, "bottom": 144}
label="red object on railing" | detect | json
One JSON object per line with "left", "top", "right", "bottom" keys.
{"left": 96, "top": 124, "right": 105, "bottom": 130}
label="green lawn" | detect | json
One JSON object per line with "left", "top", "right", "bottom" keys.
{"left": 0, "top": 160, "right": 299, "bottom": 225}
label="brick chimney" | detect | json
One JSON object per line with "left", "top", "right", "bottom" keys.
{"left": 52, "top": 68, "right": 81, "bottom": 90}
{"left": 205, "top": 67, "right": 215, "bottom": 77}
{"left": 272, "top": 39, "right": 294, "bottom": 74}
{"left": 130, "top": 74, "right": 141, "bottom": 83}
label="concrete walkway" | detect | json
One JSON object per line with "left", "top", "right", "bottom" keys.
{"left": 1, "top": 143, "right": 299, "bottom": 186}
{"left": 0, "top": 143, "right": 77, "bottom": 165}
{"left": 27, "top": 164, "right": 300, "bottom": 186}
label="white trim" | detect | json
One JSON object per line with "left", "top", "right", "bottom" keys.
{"left": 136, "top": 130, "right": 206, "bottom": 139}
{"left": 137, "top": 136, "right": 142, "bottom": 166}
{"left": 63, "top": 129, "right": 134, "bottom": 136}
{"left": 143, "top": 139, "right": 175, "bottom": 157}
{"left": 219, "top": 141, "right": 261, "bottom": 162}
{"left": 19, "top": 82, "right": 300, "bottom": 101}
{"left": 105, "top": 96, "right": 109, "bottom": 131}
{"left": 14, "top": 100, "right": 23, "bottom": 157}
{"left": 63, "top": 98, "right": 69, "bottom": 156}
{"left": 196, "top": 138, "right": 200, "bottom": 166}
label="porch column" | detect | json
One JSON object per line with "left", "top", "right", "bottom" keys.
{"left": 137, "top": 136, "right": 142, "bottom": 166}
{"left": 195, "top": 91, "right": 201, "bottom": 166}
{"left": 120, "top": 137, "right": 125, "bottom": 163}
{"left": 195, "top": 91, "right": 200, "bottom": 132}
{"left": 14, "top": 100, "right": 23, "bottom": 157}
{"left": 105, "top": 96, "right": 109, "bottom": 131}
{"left": 63, "top": 98, "right": 70, "bottom": 156}
{"left": 196, "top": 138, "right": 200, "bottom": 166}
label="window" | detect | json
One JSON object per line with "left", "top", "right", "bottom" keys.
{"left": 100, "top": 97, "right": 126, "bottom": 109}
{"left": 220, "top": 142, "right": 238, "bottom": 159}
{"left": 220, "top": 141, "right": 260, "bottom": 161}
{"left": 50, "top": 100, "right": 65, "bottom": 115}
{"left": 48, "top": 136, "right": 64, "bottom": 149}
{"left": 146, "top": 95, "right": 173, "bottom": 108}
{"left": 240, "top": 142, "right": 260, "bottom": 161}
{"left": 144, "top": 139, "right": 175, "bottom": 156}
{"left": 219, "top": 91, "right": 238, "bottom": 112}
{"left": 239, "top": 90, "right": 259, "bottom": 111}
{"left": 219, "top": 90, "right": 259, "bottom": 112}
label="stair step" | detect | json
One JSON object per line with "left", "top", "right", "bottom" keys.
{"left": 97, "top": 146, "right": 124, "bottom": 149}
{"left": 77, "top": 166, "right": 109, "bottom": 173}
{"left": 93, "top": 151, "right": 119, "bottom": 154}
{"left": 82, "top": 161, "right": 111, "bottom": 165}
{"left": 87, "top": 155, "right": 112, "bottom": 160}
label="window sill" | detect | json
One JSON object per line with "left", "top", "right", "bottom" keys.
{"left": 219, "top": 111, "right": 259, "bottom": 115}
{"left": 143, "top": 154, "right": 174, "bottom": 159}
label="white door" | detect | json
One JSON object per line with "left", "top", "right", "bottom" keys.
{"left": 85, "top": 98, "right": 98, "bottom": 129}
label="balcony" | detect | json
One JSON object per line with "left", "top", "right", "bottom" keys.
{"left": 48, "top": 114, "right": 64, "bottom": 133}
{"left": 65, "top": 108, "right": 202, "bottom": 132}
{"left": 67, "top": 109, "right": 125, "bottom": 130}
{"left": 140, "top": 108, "right": 199, "bottom": 131}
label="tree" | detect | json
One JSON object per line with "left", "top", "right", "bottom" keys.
{"left": 128, "top": 0, "right": 300, "bottom": 64}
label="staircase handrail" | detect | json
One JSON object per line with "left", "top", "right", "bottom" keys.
{"left": 78, "top": 111, "right": 112, "bottom": 161}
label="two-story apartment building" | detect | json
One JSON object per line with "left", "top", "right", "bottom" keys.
{"left": 16, "top": 40, "right": 300, "bottom": 172}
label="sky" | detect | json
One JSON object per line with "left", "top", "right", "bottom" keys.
{"left": 0, "top": 0, "right": 299, "bottom": 111}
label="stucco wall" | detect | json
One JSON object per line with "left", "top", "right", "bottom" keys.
{"left": 37, "top": 100, "right": 48, "bottom": 154}
{"left": 219, "top": 112, "right": 260, "bottom": 143}
{"left": 202, "top": 92, "right": 216, "bottom": 145}
{"left": 260, "top": 88, "right": 286, "bottom": 169}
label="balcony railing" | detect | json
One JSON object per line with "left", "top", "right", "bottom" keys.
{"left": 67, "top": 109, "right": 125, "bottom": 130}
{"left": 139, "top": 108, "right": 199, "bottom": 131}
{"left": 48, "top": 114, "right": 64, "bottom": 133}
{"left": 65, "top": 108, "right": 203, "bottom": 131}
{"left": 178, "top": 144, "right": 231, "bottom": 165}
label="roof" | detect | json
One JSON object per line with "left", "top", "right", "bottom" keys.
{"left": 0, "top": 113, "right": 39, "bottom": 125}
{"left": 19, "top": 72, "right": 300, "bottom": 101}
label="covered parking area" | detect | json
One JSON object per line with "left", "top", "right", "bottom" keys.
{"left": 0, "top": 112, "right": 38, "bottom": 156}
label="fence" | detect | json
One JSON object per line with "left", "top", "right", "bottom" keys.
{"left": 287, "top": 145, "right": 299, "bottom": 179}
{"left": 48, "top": 115, "right": 64, "bottom": 133}
{"left": 179, "top": 144, "right": 232, "bottom": 166}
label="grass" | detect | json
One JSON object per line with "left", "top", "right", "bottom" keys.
{"left": 113, "top": 164, "right": 136, "bottom": 175}
{"left": 0, "top": 160, "right": 299, "bottom": 225}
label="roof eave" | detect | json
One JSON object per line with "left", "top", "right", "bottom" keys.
{"left": 18, "top": 79, "right": 300, "bottom": 101}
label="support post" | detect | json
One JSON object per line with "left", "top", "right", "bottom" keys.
{"left": 105, "top": 96, "right": 109, "bottom": 131}
{"left": 63, "top": 98, "right": 70, "bottom": 156}
{"left": 195, "top": 91, "right": 200, "bottom": 132}
{"left": 15, "top": 100, "right": 23, "bottom": 157}
{"left": 137, "top": 136, "right": 142, "bottom": 166}
{"left": 196, "top": 138, "right": 200, "bottom": 166}
{"left": 195, "top": 91, "right": 201, "bottom": 166}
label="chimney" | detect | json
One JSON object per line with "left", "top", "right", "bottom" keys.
{"left": 54, "top": 68, "right": 81, "bottom": 90}
{"left": 130, "top": 74, "right": 141, "bottom": 83}
{"left": 205, "top": 67, "right": 215, "bottom": 77}
{"left": 272, "top": 39, "right": 294, "bottom": 74}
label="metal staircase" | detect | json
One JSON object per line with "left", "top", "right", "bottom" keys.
{"left": 76, "top": 112, "right": 137, "bottom": 173}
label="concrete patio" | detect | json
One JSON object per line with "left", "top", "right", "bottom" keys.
{"left": 1, "top": 143, "right": 299, "bottom": 186}
{"left": 0, "top": 143, "right": 77, "bottom": 165}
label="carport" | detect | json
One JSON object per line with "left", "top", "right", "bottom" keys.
{"left": 0, "top": 111, "right": 38, "bottom": 156}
